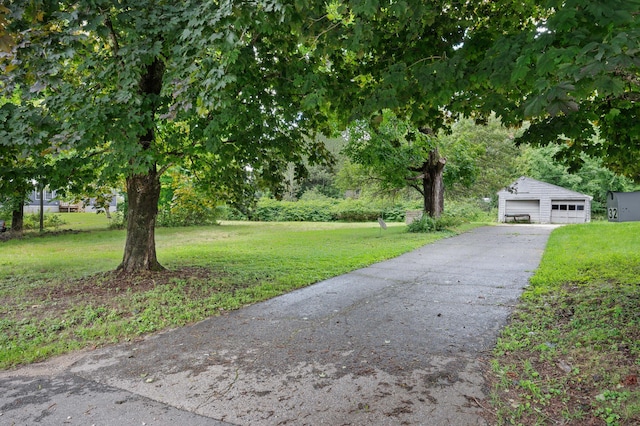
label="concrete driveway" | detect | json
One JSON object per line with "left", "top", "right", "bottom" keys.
{"left": 0, "top": 225, "right": 555, "bottom": 425}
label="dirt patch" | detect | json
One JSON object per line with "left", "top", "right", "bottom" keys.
{"left": 482, "top": 283, "right": 640, "bottom": 425}
{"left": 1, "top": 267, "right": 229, "bottom": 323}
{"left": 0, "top": 230, "right": 20, "bottom": 242}
{"left": 484, "top": 354, "right": 639, "bottom": 425}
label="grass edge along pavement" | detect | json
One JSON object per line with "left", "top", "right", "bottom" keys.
{"left": 0, "top": 219, "right": 480, "bottom": 370}
{"left": 488, "top": 222, "right": 640, "bottom": 426}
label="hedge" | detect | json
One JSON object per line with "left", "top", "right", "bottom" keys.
{"left": 248, "top": 198, "right": 418, "bottom": 222}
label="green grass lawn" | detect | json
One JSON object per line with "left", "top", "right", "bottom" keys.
{"left": 56, "top": 211, "right": 115, "bottom": 230}
{"left": 489, "top": 222, "right": 640, "bottom": 425}
{"left": 2, "top": 211, "right": 114, "bottom": 233}
{"left": 0, "top": 219, "right": 470, "bottom": 369}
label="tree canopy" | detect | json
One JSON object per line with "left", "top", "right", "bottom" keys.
{"left": 1, "top": 0, "right": 342, "bottom": 271}
{"left": 316, "top": 1, "right": 639, "bottom": 181}
{"left": 462, "top": 0, "right": 640, "bottom": 181}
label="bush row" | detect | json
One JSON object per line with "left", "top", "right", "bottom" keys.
{"left": 239, "top": 198, "right": 420, "bottom": 223}
{"left": 23, "top": 213, "right": 67, "bottom": 230}
{"left": 405, "top": 201, "right": 497, "bottom": 233}
{"left": 406, "top": 214, "right": 462, "bottom": 233}
{"left": 157, "top": 205, "right": 222, "bottom": 227}
{"left": 114, "top": 197, "right": 494, "bottom": 230}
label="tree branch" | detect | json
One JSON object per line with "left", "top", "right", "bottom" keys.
{"left": 158, "top": 163, "right": 173, "bottom": 176}
{"left": 312, "top": 21, "right": 342, "bottom": 44}
{"left": 409, "top": 55, "right": 444, "bottom": 68}
{"left": 614, "top": 68, "right": 640, "bottom": 87}
{"left": 408, "top": 183, "right": 424, "bottom": 196}
{"left": 103, "top": 14, "right": 119, "bottom": 57}
{"left": 406, "top": 173, "right": 426, "bottom": 180}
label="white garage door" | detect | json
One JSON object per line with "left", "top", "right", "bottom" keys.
{"left": 505, "top": 200, "right": 540, "bottom": 223}
{"left": 551, "top": 201, "right": 586, "bottom": 224}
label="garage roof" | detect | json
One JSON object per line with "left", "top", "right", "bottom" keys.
{"left": 498, "top": 176, "right": 593, "bottom": 200}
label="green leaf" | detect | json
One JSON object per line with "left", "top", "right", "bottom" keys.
{"left": 523, "top": 96, "right": 546, "bottom": 118}
{"left": 611, "top": 10, "right": 634, "bottom": 25}
{"left": 536, "top": 49, "right": 561, "bottom": 75}
{"left": 353, "top": 0, "right": 379, "bottom": 17}
{"left": 579, "top": 61, "right": 605, "bottom": 78}
{"left": 594, "top": 76, "right": 624, "bottom": 96}
{"left": 0, "top": 34, "right": 13, "bottom": 52}
{"left": 553, "top": 99, "right": 579, "bottom": 116}
{"left": 512, "top": 53, "right": 531, "bottom": 78}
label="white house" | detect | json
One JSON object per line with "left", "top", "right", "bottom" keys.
{"left": 498, "top": 177, "right": 592, "bottom": 224}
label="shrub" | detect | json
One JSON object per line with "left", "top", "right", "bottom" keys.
{"left": 108, "top": 211, "right": 126, "bottom": 230}
{"left": 156, "top": 182, "right": 222, "bottom": 227}
{"left": 435, "top": 213, "right": 464, "bottom": 229}
{"left": 23, "top": 213, "right": 67, "bottom": 230}
{"left": 238, "top": 198, "right": 491, "bottom": 225}
{"left": 407, "top": 215, "right": 462, "bottom": 233}
{"left": 217, "top": 205, "right": 247, "bottom": 221}
{"left": 380, "top": 204, "right": 410, "bottom": 222}
{"left": 157, "top": 205, "right": 221, "bottom": 227}
{"left": 299, "top": 188, "right": 333, "bottom": 201}
{"left": 407, "top": 215, "right": 437, "bottom": 233}
{"left": 444, "top": 199, "right": 497, "bottom": 223}
{"left": 406, "top": 213, "right": 463, "bottom": 233}
{"left": 254, "top": 198, "right": 337, "bottom": 222}
{"left": 333, "top": 199, "right": 382, "bottom": 222}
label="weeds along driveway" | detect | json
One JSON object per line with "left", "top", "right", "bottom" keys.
{"left": 1, "top": 225, "right": 555, "bottom": 425}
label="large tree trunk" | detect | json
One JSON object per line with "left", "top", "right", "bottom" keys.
{"left": 11, "top": 205, "right": 24, "bottom": 234}
{"left": 422, "top": 148, "right": 446, "bottom": 218}
{"left": 117, "top": 56, "right": 166, "bottom": 273}
{"left": 118, "top": 168, "right": 164, "bottom": 273}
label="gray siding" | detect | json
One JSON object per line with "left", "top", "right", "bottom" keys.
{"left": 498, "top": 177, "right": 592, "bottom": 224}
{"left": 505, "top": 200, "right": 540, "bottom": 222}
{"left": 607, "top": 191, "right": 640, "bottom": 222}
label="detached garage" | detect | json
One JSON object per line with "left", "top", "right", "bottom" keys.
{"left": 498, "top": 177, "right": 592, "bottom": 224}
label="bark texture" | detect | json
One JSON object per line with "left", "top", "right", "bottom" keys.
{"left": 11, "top": 206, "right": 23, "bottom": 234}
{"left": 421, "top": 148, "right": 446, "bottom": 218}
{"left": 118, "top": 169, "right": 164, "bottom": 272}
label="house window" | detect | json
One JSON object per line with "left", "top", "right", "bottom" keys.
{"left": 552, "top": 204, "right": 559, "bottom": 210}
{"left": 577, "top": 205, "right": 584, "bottom": 211}
{"left": 568, "top": 205, "right": 576, "bottom": 211}
{"left": 560, "top": 205, "right": 568, "bottom": 210}
{"left": 33, "top": 188, "right": 56, "bottom": 201}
